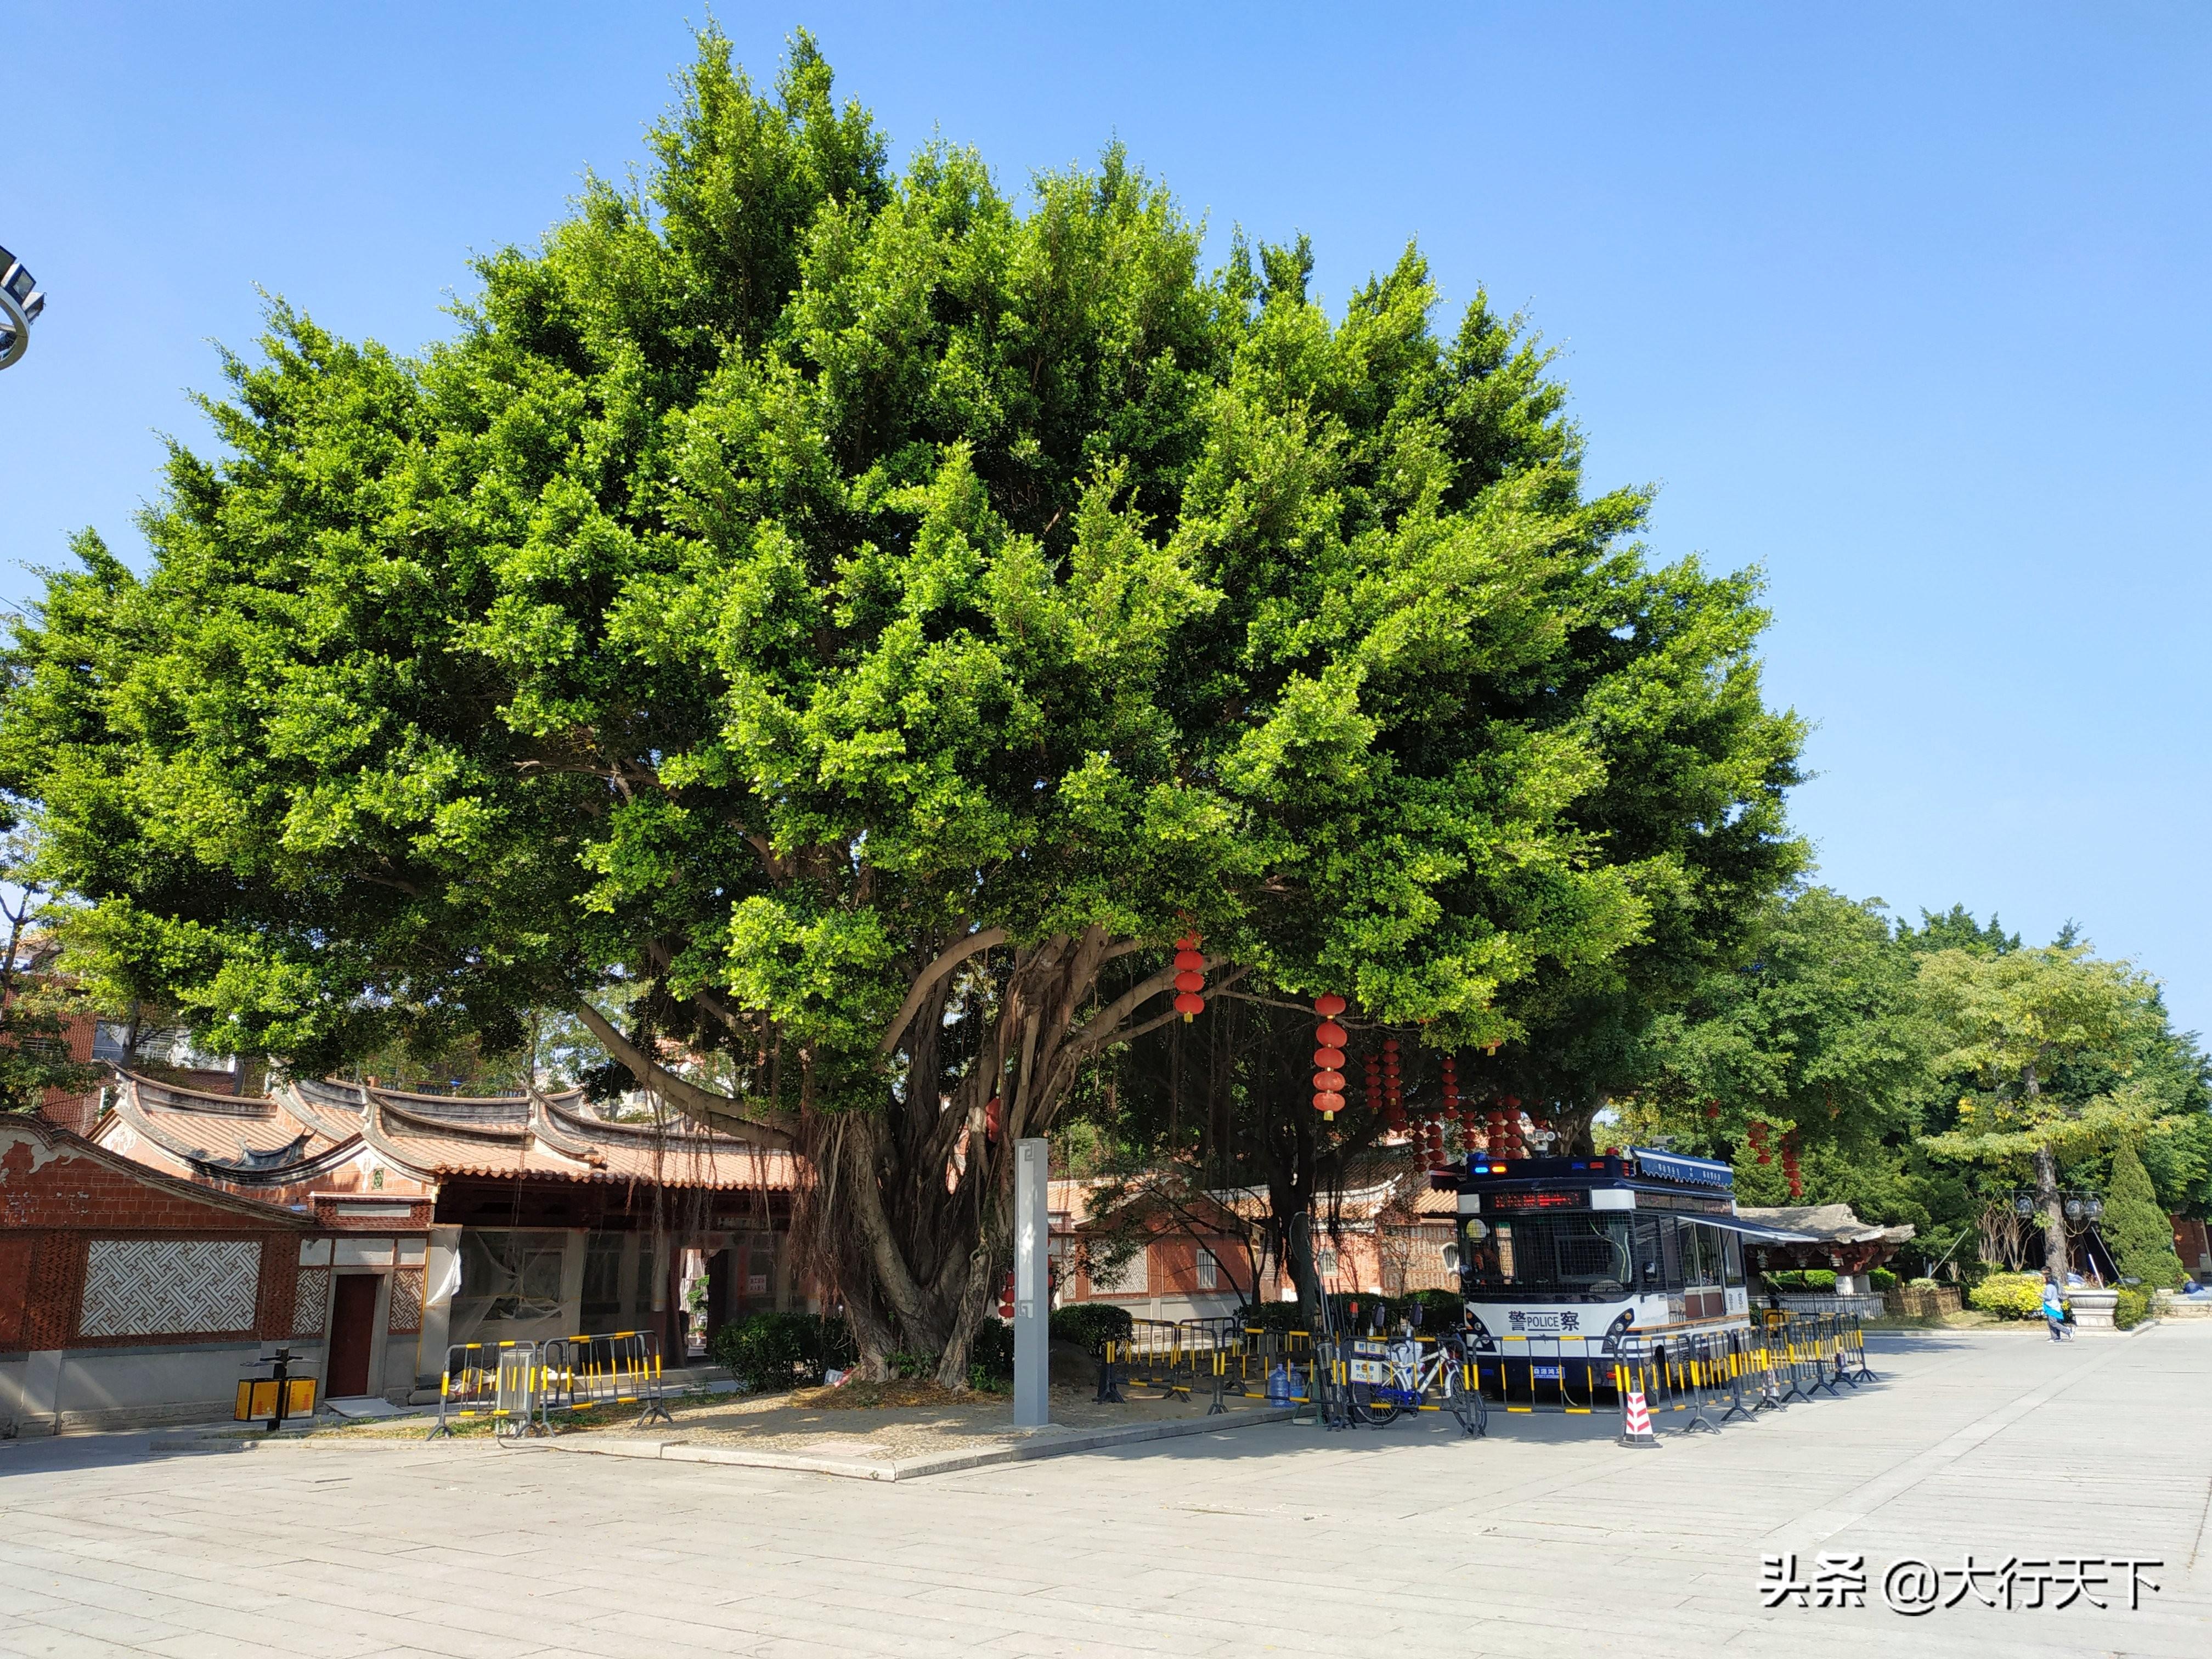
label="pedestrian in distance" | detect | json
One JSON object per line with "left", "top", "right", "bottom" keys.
{"left": 2041, "top": 1273, "right": 2068, "bottom": 1342}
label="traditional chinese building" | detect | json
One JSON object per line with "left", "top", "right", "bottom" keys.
{"left": 3, "top": 1111, "right": 317, "bottom": 1435}
{"left": 1049, "top": 1148, "right": 1462, "bottom": 1324}
{"left": 87, "top": 1070, "right": 798, "bottom": 1405}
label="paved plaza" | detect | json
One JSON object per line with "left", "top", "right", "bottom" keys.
{"left": 2, "top": 1323, "right": 2208, "bottom": 1659}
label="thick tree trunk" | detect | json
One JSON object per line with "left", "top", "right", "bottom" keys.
{"left": 2023, "top": 1063, "right": 2068, "bottom": 1285}
{"left": 2034, "top": 1142, "right": 2068, "bottom": 1285}
{"left": 623, "top": 926, "right": 1186, "bottom": 1390}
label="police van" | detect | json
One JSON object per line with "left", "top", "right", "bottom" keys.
{"left": 1452, "top": 1146, "right": 1809, "bottom": 1376}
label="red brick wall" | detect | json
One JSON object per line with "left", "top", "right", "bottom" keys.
{"left": 0, "top": 1233, "right": 32, "bottom": 1348}
{"left": 2, "top": 1129, "right": 305, "bottom": 1350}
{"left": 23, "top": 1232, "right": 82, "bottom": 1350}
{"left": 2175, "top": 1216, "right": 2210, "bottom": 1272}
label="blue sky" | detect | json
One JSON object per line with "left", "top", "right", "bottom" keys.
{"left": 7, "top": 3, "right": 2208, "bottom": 1033}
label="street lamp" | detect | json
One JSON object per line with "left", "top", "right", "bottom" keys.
{"left": 2011, "top": 1187, "right": 2106, "bottom": 1227}
{"left": 0, "top": 244, "right": 47, "bottom": 370}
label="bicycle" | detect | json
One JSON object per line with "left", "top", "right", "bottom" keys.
{"left": 1346, "top": 1331, "right": 1486, "bottom": 1436}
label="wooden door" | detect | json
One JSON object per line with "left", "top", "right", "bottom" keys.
{"left": 327, "top": 1273, "right": 379, "bottom": 1397}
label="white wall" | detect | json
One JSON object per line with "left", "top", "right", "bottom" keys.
{"left": 2, "top": 1339, "right": 329, "bottom": 1435}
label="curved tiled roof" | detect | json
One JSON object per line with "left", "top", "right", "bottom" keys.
{"left": 361, "top": 1087, "right": 792, "bottom": 1189}
{"left": 104, "top": 1069, "right": 793, "bottom": 1192}
{"left": 3, "top": 1112, "right": 313, "bottom": 1228}
{"left": 110, "top": 1075, "right": 352, "bottom": 1180}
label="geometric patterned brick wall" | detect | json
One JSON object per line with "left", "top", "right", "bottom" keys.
{"left": 290, "top": 1266, "right": 331, "bottom": 1336}
{"left": 2, "top": 1121, "right": 311, "bottom": 1354}
{"left": 78, "top": 1238, "right": 263, "bottom": 1338}
{"left": 386, "top": 1268, "right": 424, "bottom": 1334}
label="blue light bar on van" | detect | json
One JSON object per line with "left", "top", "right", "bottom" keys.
{"left": 1463, "top": 1155, "right": 1625, "bottom": 1180}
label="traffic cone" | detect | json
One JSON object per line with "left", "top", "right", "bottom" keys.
{"left": 1618, "top": 1379, "right": 1660, "bottom": 1449}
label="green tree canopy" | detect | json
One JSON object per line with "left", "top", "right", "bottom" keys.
{"left": 1918, "top": 942, "right": 2168, "bottom": 1279}
{"left": 0, "top": 29, "right": 1803, "bottom": 1378}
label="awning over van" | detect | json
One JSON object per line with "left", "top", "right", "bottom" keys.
{"left": 1698, "top": 1214, "right": 1820, "bottom": 1245}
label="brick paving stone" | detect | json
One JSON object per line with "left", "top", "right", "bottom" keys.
{"left": 1, "top": 1324, "right": 2208, "bottom": 1656}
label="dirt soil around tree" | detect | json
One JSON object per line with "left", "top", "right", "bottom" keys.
{"left": 604, "top": 1381, "right": 1280, "bottom": 1463}
{"left": 308, "top": 1378, "right": 1282, "bottom": 1463}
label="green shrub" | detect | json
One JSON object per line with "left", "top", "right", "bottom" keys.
{"left": 1051, "top": 1304, "right": 1133, "bottom": 1350}
{"left": 1403, "top": 1288, "right": 1466, "bottom": 1326}
{"left": 2113, "top": 1286, "right": 2149, "bottom": 1329}
{"left": 1907, "top": 1276, "right": 1938, "bottom": 1290}
{"left": 1968, "top": 1272, "right": 2050, "bottom": 1320}
{"left": 707, "top": 1311, "right": 857, "bottom": 1389}
{"left": 968, "top": 1319, "right": 1015, "bottom": 1381}
{"left": 1762, "top": 1268, "right": 1838, "bottom": 1291}
{"left": 1234, "top": 1300, "right": 1309, "bottom": 1336}
{"left": 2107, "top": 1142, "right": 2188, "bottom": 1290}
{"left": 885, "top": 1350, "right": 936, "bottom": 1380}
{"left": 1868, "top": 1268, "right": 1898, "bottom": 1290}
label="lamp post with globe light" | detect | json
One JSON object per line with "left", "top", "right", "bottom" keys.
{"left": 0, "top": 244, "right": 46, "bottom": 370}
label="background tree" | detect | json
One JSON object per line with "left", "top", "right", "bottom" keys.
{"left": 0, "top": 817, "right": 103, "bottom": 1112}
{"left": 1626, "top": 887, "right": 1928, "bottom": 1182}
{"left": 1919, "top": 944, "right": 2164, "bottom": 1283}
{"left": 2103, "top": 1139, "right": 2187, "bottom": 1289}
{"left": 0, "top": 30, "right": 1803, "bottom": 1380}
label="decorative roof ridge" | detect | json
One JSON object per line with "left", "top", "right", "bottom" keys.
{"left": 372, "top": 1094, "right": 529, "bottom": 1146}
{"left": 0, "top": 1111, "right": 314, "bottom": 1228}
{"left": 292, "top": 1077, "right": 368, "bottom": 1107}
{"left": 271, "top": 1082, "right": 366, "bottom": 1141}
{"left": 538, "top": 1092, "right": 764, "bottom": 1153}
{"left": 116, "top": 1069, "right": 278, "bottom": 1117}
{"left": 525, "top": 1090, "right": 603, "bottom": 1164}
{"left": 358, "top": 1080, "right": 589, "bottom": 1108}
{"left": 185, "top": 1135, "right": 367, "bottom": 1188}
{"left": 359, "top": 1094, "right": 463, "bottom": 1186}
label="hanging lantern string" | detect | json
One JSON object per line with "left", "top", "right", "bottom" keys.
{"left": 1311, "top": 994, "right": 1348, "bottom": 1121}
{"left": 1172, "top": 932, "right": 1206, "bottom": 1022}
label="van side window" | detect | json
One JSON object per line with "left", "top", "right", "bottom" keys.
{"left": 1633, "top": 1216, "right": 1664, "bottom": 1290}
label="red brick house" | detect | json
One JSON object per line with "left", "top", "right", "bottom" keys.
{"left": 93, "top": 1070, "right": 799, "bottom": 1396}
{"left": 2, "top": 1111, "right": 317, "bottom": 1435}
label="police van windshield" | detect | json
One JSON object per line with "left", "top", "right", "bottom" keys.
{"left": 1460, "top": 1216, "right": 1633, "bottom": 1295}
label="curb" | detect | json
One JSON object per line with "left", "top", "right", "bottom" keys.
{"left": 544, "top": 1406, "right": 1301, "bottom": 1482}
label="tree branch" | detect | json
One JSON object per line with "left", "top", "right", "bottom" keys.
{"left": 573, "top": 1001, "right": 794, "bottom": 1150}
{"left": 1070, "top": 961, "right": 1247, "bottom": 1060}
{"left": 877, "top": 927, "right": 1008, "bottom": 1056}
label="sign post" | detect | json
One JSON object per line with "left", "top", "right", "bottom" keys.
{"left": 1013, "top": 1137, "right": 1050, "bottom": 1427}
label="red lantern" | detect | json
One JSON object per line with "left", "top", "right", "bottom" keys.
{"left": 1313, "top": 996, "right": 1350, "bottom": 1119}
{"left": 1173, "top": 932, "right": 1205, "bottom": 1021}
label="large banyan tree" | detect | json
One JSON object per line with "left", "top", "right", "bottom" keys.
{"left": 0, "top": 31, "right": 1803, "bottom": 1381}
